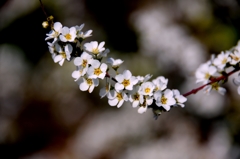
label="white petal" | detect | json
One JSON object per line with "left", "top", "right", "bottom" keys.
{"left": 54, "top": 22, "right": 62, "bottom": 32}
{"left": 54, "top": 55, "right": 62, "bottom": 63}
{"left": 72, "top": 70, "right": 80, "bottom": 80}
{"left": 123, "top": 70, "right": 132, "bottom": 79}
{"left": 80, "top": 82, "right": 89, "bottom": 91}
{"left": 91, "top": 41, "right": 98, "bottom": 49}
{"left": 98, "top": 41, "right": 105, "bottom": 49}
{"left": 108, "top": 98, "right": 118, "bottom": 106}
{"left": 100, "top": 63, "right": 108, "bottom": 72}
{"left": 115, "top": 83, "right": 124, "bottom": 91}
{"left": 115, "top": 74, "right": 124, "bottom": 82}
{"left": 132, "top": 101, "right": 139, "bottom": 108}
{"left": 88, "top": 85, "right": 94, "bottom": 93}
{"left": 61, "top": 27, "right": 69, "bottom": 35}
{"left": 138, "top": 107, "right": 147, "bottom": 114}
{"left": 117, "top": 100, "right": 124, "bottom": 108}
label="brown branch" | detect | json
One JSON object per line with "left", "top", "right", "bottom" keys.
{"left": 183, "top": 67, "right": 240, "bottom": 97}
{"left": 39, "top": 0, "right": 48, "bottom": 18}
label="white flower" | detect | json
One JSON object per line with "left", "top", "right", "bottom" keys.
{"left": 108, "top": 89, "right": 128, "bottom": 108}
{"left": 106, "top": 57, "right": 124, "bottom": 69}
{"left": 54, "top": 44, "right": 72, "bottom": 66}
{"left": 154, "top": 89, "right": 176, "bottom": 111}
{"left": 114, "top": 70, "right": 138, "bottom": 91}
{"left": 213, "top": 51, "right": 231, "bottom": 70}
{"left": 152, "top": 76, "right": 168, "bottom": 91}
{"left": 84, "top": 41, "right": 105, "bottom": 55}
{"left": 136, "top": 74, "right": 152, "bottom": 84}
{"left": 137, "top": 96, "right": 153, "bottom": 114}
{"left": 195, "top": 63, "right": 217, "bottom": 84}
{"left": 59, "top": 26, "right": 77, "bottom": 42}
{"left": 72, "top": 65, "right": 85, "bottom": 81}
{"left": 75, "top": 24, "right": 84, "bottom": 33}
{"left": 128, "top": 86, "right": 144, "bottom": 107}
{"left": 172, "top": 89, "right": 187, "bottom": 107}
{"left": 230, "top": 50, "right": 240, "bottom": 65}
{"left": 74, "top": 52, "right": 93, "bottom": 68}
{"left": 203, "top": 82, "right": 226, "bottom": 95}
{"left": 78, "top": 77, "right": 99, "bottom": 93}
{"left": 87, "top": 60, "right": 108, "bottom": 79}
{"left": 78, "top": 30, "right": 93, "bottom": 39}
{"left": 99, "top": 78, "right": 112, "bottom": 98}
{"left": 45, "top": 22, "right": 62, "bottom": 41}
{"left": 47, "top": 41, "right": 57, "bottom": 60}
{"left": 138, "top": 82, "right": 155, "bottom": 96}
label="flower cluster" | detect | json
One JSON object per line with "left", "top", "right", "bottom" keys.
{"left": 195, "top": 41, "right": 240, "bottom": 95}
{"left": 44, "top": 21, "right": 187, "bottom": 118}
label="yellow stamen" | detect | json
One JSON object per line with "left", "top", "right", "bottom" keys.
{"left": 122, "top": 79, "right": 130, "bottom": 87}
{"left": 94, "top": 68, "right": 102, "bottom": 76}
{"left": 161, "top": 96, "right": 167, "bottom": 104}
{"left": 65, "top": 33, "right": 72, "bottom": 40}
{"left": 145, "top": 88, "right": 150, "bottom": 94}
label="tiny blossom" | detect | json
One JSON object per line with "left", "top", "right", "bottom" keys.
{"left": 78, "top": 29, "right": 93, "bottom": 39}
{"left": 138, "top": 82, "right": 155, "bottom": 96}
{"left": 137, "top": 96, "right": 153, "bottom": 114}
{"left": 45, "top": 22, "right": 62, "bottom": 41}
{"left": 154, "top": 89, "right": 176, "bottom": 111}
{"left": 128, "top": 86, "right": 144, "bottom": 108}
{"left": 47, "top": 41, "right": 57, "bottom": 60}
{"left": 84, "top": 41, "right": 105, "bottom": 55}
{"left": 213, "top": 51, "right": 231, "bottom": 70}
{"left": 99, "top": 78, "right": 112, "bottom": 98}
{"left": 72, "top": 66, "right": 85, "bottom": 81}
{"left": 75, "top": 24, "right": 84, "bottom": 33}
{"left": 78, "top": 77, "right": 99, "bottom": 93}
{"left": 115, "top": 70, "right": 138, "bottom": 91}
{"left": 106, "top": 57, "right": 124, "bottom": 70}
{"left": 195, "top": 63, "right": 217, "bottom": 84}
{"left": 87, "top": 60, "right": 108, "bottom": 79}
{"left": 74, "top": 52, "right": 93, "bottom": 68}
{"left": 54, "top": 44, "right": 72, "bottom": 66}
{"left": 172, "top": 89, "right": 187, "bottom": 107}
{"left": 229, "top": 50, "right": 240, "bottom": 65}
{"left": 136, "top": 74, "right": 152, "bottom": 84}
{"left": 59, "top": 26, "right": 77, "bottom": 42}
{"left": 203, "top": 82, "right": 226, "bottom": 95}
{"left": 152, "top": 76, "right": 168, "bottom": 91}
{"left": 108, "top": 89, "right": 128, "bottom": 108}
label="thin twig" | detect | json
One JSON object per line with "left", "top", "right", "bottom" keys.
{"left": 183, "top": 68, "right": 240, "bottom": 97}
{"left": 39, "top": 0, "right": 48, "bottom": 18}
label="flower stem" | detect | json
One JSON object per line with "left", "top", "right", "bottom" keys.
{"left": 183, "top": 67, "right": 240, "bottom": 97}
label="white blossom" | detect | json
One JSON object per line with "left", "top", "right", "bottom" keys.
{"left": 84, "top": 41, "right": 105, "bottom": 55}
{"left": 195, "top": 63, "right": 217, "bottom": 84}
{"left": 106, "top": 57, "right": 124, "bottom": 69}
{"left": 172, "top": 89, "right": 187, "bottom": 107}
{"left": 128, "top": 86, "right": 144, "bottom": 108}
{"left": 229, "top": 50, "right": 240, "bottom": 65}
{"left": 203, "top": 82, "right": 226, "bottom": 95}
{"left": 54, "top": 44, "right": 72, "bottom": 66}
{"left": 138, "top": 81, "right": 155, "bottom": 96}
{"left": 78, "top": 77, "right": 99, "bottom": 93}
{"left": 114, "top": 70, "right": 138, "bottom": 91}
{"left": 152, "top": 76, "right": 168, "bottom": 91}
{"left": 108, "top": 89, "right": 128, "bottom": 108}
{"left": 45, "top": 22, "right": 62, "bottom": 41}
{"left": 213, "top": 51, "right": 231, "bottom": 70}
{"left": 87, "top": 60, "right": 108, "bottom": 79}
{"left": 154, "top": 89, "right": 176, "bottom": 111}
{"left": 59, "top": 26, "right": 77, "bottom": 42}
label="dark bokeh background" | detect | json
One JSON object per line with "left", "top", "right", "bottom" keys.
{"left": 1, "top": 0, "right": 240, "bottom": 158}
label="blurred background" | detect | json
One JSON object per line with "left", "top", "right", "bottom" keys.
{"left": 1, "top": 0, "right": 240, "bottom": 158}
